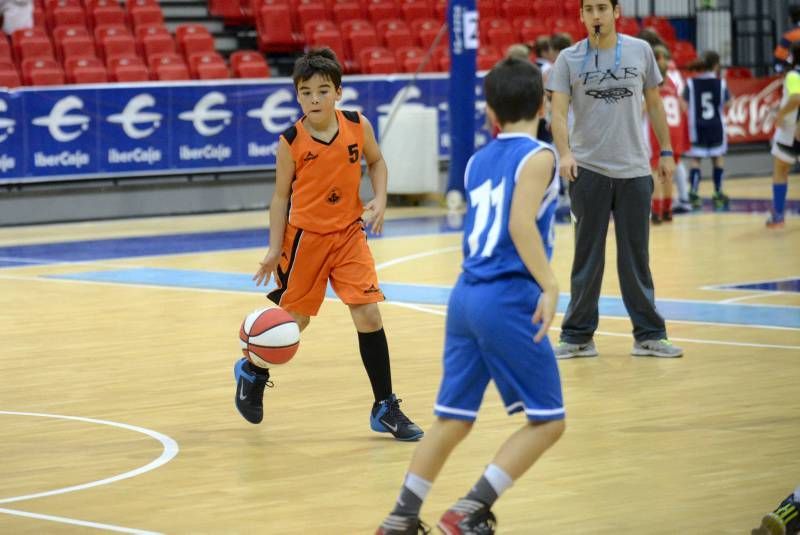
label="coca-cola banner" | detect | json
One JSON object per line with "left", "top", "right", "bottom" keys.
{"left": 726, "top": 75, "right": 783, "bottom": 144}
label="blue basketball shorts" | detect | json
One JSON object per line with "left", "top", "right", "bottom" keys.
{"left": 434, "top": 275, "right": 565, "bottom": 422}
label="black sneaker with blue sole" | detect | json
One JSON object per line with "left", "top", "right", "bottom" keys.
{"left": 234, "top": 358, "right": 271, "bottom": 424}
{"left": 370, "top": 394, "right": 424, "bottom": 441}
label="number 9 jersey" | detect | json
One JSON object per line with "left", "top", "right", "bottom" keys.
{"left": 461, "top": 133, "right": 559, "bottom": 286}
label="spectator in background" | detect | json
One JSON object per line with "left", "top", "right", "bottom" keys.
{"left": 533, "top": 36, "right": 557, "bottom": 76}
{"left": 636, "top": 27, "right": 692, "bottom": 212}
{"left": 0, "top": 0, "right": 33, "bottom": 34}
{"left": 775, "top": 5, "right": 800, "bottom": 73}
{"left": 683, "top": 50, "right": 731, "bottom": 211}
{"left": 646, "top": 44, "right": 688, "bottom": 223}
{"left": 767, "top": 41, "right": 800, "bottom": 229}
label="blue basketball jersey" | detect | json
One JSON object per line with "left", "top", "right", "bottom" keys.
{"left": 684, "top": 74, "right": 730, "bottom": 147}
{"left": 461, "top": 133, "right": 558, "bottom": 284}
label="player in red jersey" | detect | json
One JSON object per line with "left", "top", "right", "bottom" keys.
{"left": 646, "top": 44, "right": 689, "bottom": 223}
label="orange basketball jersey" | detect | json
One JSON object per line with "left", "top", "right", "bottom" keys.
{"left": 281, "top": 109, "right": 365, "bottom": 234}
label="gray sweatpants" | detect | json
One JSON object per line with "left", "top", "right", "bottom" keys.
{"left": 560, "top": 167, "right": 667, "bottom": 344}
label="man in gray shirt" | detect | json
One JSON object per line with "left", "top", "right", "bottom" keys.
{"left": 546, "top": 0, "right": 683, "bottom": 359}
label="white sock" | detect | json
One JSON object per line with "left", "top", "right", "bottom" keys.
{"left": 484, "top": 464, "right": 513, "bottom": 496}
{"left": 404, "top": 472, "right": 432, "bottom": 501}
{"left": 793, "top": 484, "right": 800, "bottom": 502}
{"left": 674, "top": 162, "right": 689, "bottom": 201}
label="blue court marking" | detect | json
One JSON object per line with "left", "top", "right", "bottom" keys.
{"left": 0, "top": 216, "right": 462, "bottom": 269}
{"left": 711, "top": 278, "right": 800, "bottom": 293}
{"left": 47, "top": 268, "right": 800, "bottom": 329}
{"left": 2, "top": 198, "right": 796, "bottom": 269}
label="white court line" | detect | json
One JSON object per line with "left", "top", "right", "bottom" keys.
{"left": 0, "top": 411, "right": 178, "bottom": 533}
{"left": 0, "top": 508, "right": 160, "bottom": 535}
{"left": 385, "top": 303, "right": 800, "bottom": 351}
{"left": 375, "top": 246, "right": 461, "bottom": 271}
{"left": 720, "top": 292, "right": 784, "bottom": 304}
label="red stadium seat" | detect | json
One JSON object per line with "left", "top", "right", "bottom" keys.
{"left": 125, "top": 0, "right": 158, "bottom": 14}
{"left": 0, "top": 34, "right": 13, "bottom": 62}
{"left": 108, "top": 55, "right": 149, "bottom": 81}
{"left": 153, "top": 54, "right": 190, "bottom": 80}
{"left": 189, "top": 51, "right": 229, "bottom": 79}
{"left": 331, "top": 1, "right": 363, "bottom": 24}
{"left": 535, "top": 0, "right": 562, "bottom": 17}
{"left": 66, "top": 56, "right": 108, "bottom": 83}
{"left": 230, "top": 50, "right": 270, "bottom": 78}
{"left": 137, "top": 25, "right": 175, "bottom": 62}
{"left": 47, "top": 4, "right": 85, "bottom": 30}
{"left": 672, "top": 40, "right": 696, "bottom": 68}
{"left": 477, "top": 0, "right": 498, "bottom": 19}
{"left": 294, "top": 0, "right": 329, "bottom": 34}
{"left": 378, "top": 20, "right": 414, "bottom": 50}
{"left": 395, "top": 46, "right": 436, "bottom": 73}
{"left": 359, "top": 46, "right": 397, "bottom": 74}
{"left": 399, "top": 0, "right": 432, "bottom": 23}
{"left": 476, "top": 45, "right": 500, "bottom": 70}
{"left": 98, "top": 29, "right": 136, "bottom": 61}
{"left": 365, "top": 0, "right": 399, "bottom": 23}
{"left": 501, "top": 0, "right": 534, "bottom": 19}
{"left": 617, "top": 16, "right": 640, "bottom": 36}
{"left": 54, "top": 26, "right": 95, "bottom": 62}
{"left": 346, "top": 25, "right": 379, "bottom": 69}
{"left": 12, "top": 28, "right": 54, "bottom": 62}
{"left": 0, "top": 60, "right": 21, "bottom": 87}
{"left": 411, "top": 18, "right": 443, "bottom": 49}
{"left": 257, "top": 2, "right": 301, "bottom": 52}
{"left": 129, "top": 4, "right": 164, "bottom": 28}
{"left": 175, "top": 24, "right": 215, "bottom": 58}
{"left": 642, "top": 16, "right": 676, "bottom": 43}
{"left": 304, "top": 19, "right": 337, "bottom": 40}
{"left": 307, "top": 29, "right": 346, "bottom": 63}
{"left": 484, "top": 18, "right": 515, "bottom": 53}
{"left": 90, "top": 2, "right": 126, "bottom": 29}
{"left": 22, "top": 57, "right": 65, "bottom": 85}
{"left": 514, "top": 17, "right": 548, "bottom": 43}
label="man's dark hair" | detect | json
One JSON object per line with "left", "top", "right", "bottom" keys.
{"left": 580, "top": 0, "right": 618, "bottom": 7}
{"left": 292, "top": 48, "right": 342, "bottom": 89}
{"left": 484, "top": 57, "right": 543, "bottom": 126}
{"left": 550, "top": 33, "right": 572, "bottom": 52}
{"left": 790, "top": 5, "right": 800, "bottom": 25}
{"left": 534, "top": 36, "right": 552, "bottom": 57}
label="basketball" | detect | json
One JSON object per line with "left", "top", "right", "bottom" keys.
{"left": 239, "top": 307, "right": 300, "bottom": 367}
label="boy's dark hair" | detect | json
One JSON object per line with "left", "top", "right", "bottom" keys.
{"left": 790, "top": 5, "right": 800, "bottom": 25}
{"left": 791, "top": 41, "right": 800, "bottom": 67}
{"left": 550, "top": 32, "right": 572, "bottom": 52}
{"left": 484, "top": 57, "right": 543, "bottom": 126}
{"left": 580, "top": 0, "right": 618, "bottom": 7}
{"left": 636, "top": 27, "right": 666, "bottom": 48}
{"left": 292, "top": 48, "right": 342, "bottom": 89}
{"left": 533, "top": 36, "right": 552, "bottom": 57}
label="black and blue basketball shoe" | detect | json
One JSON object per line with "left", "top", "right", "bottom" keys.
{"left": 234, "top": 358, "right": 271, "bottom": 424}
{"left": 370, "top": 394, "right": 424, "bottom": 441}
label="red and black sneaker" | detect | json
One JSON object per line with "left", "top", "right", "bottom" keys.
{"left": 437, "top": 498, "right": 497, "bottom": 535}
{"left": 375, "top": 515, "right": 430, "bottom": 535}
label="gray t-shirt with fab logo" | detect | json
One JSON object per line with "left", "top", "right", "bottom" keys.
{"left": 546, "top": 35, "right": 662, "bottom": 178}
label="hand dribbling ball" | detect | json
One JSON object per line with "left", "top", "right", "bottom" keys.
{"left": 239, "top": 307, "right": 300, "bottom": 367}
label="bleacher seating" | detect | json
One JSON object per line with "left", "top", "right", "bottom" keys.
{"left": 1, "top": 0, "right": 706, "bottom": 85}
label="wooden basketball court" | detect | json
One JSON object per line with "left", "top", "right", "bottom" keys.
{"left": 0, "top": 175, "right": 798, "bottom": 534}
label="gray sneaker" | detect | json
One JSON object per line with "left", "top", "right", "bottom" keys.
{"left": 631, "top": 339, "right": 683, "bottom": 358}
{"left": 554, "top": 340, "right": 598, "bottom": 359}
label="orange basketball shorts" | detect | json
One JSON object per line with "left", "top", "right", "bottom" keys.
{"left": 267, "top": 219, "right": 384, "bottom": 316}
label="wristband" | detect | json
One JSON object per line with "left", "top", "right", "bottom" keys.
{"left": 660, "top": 150, "right": 674, "bottom": 157}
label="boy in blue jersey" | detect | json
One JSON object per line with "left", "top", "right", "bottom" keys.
{"left": 376, "top": 57, "right": 565, "bottom": 535}
{"left": 683, "top": 50, "right": 731, "bottom": 210}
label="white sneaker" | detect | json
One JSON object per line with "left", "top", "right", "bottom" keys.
{"left": 445, "top": 190, "right": 465, "bottom": 211}
{"left": 631, "top": 339, "right": 683, "bottom": 358}
{"left": 554, "top": 340, "right": 598, "bottom": 359}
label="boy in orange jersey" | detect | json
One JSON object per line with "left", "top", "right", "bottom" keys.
{"left": 234, "top": 48, "right": 424, "bottom": 441}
